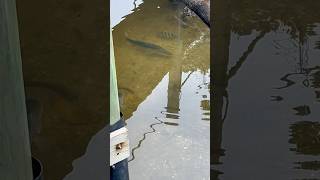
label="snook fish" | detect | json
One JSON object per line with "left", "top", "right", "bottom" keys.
{"left": 125, "top": 33, "right": 173, "bottom": 57}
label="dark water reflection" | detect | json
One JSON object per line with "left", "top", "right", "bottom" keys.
{"left": 212, "top": 0, "right": 320, "bottom": 179}
{"left": 289, "top": 121, "right": 320, "bottom": 155}
{"left": 16, "top": 0, "right": 107, "bottom": 179}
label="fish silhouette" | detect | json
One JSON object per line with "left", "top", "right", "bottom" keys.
{"left": 293, "top": 105, "right": 311, "bottom": 116}
{"left": 270, "top": 95, "right": 284, "bottom": 102}
{"left": 125, "top": 33, "right": 173, "bottom": 57}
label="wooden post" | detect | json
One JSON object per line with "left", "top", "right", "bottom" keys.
{"left": 0, "top": 0, "right": 33, "bottom": 179}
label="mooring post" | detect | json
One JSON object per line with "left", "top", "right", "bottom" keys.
{"left": 0, "top": 0, "right": 33, "bottom": 179}
{"left": 110, "top": 29, "right": 130, "bottom": 180}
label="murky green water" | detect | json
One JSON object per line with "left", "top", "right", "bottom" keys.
{"left": 17, "top": 0, "right": 107, "bottom": 179}
{"left": 212, "top": 0, "right": 320, "bottom": 179}
{"left": 112, "top": 0, "right": 210, "bottom": 179}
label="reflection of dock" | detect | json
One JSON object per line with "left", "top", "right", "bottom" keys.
{"left": 113, "top": 0, "right": 177, "bottom": 119}
{"left": 211, "top": 0, "right": 320, "bottom": 178}
{"left": 113, "top": 0, "right": 209, "bottom": 119}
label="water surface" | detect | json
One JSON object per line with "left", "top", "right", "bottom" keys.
{"left": 17, "top": 0, "right": 108, "bottom": 179}
{"left": 112, "top": 0, "right": 210, "bottom": 179}
{"left": 212, "top": 0, "right": 320, "bottom": 179}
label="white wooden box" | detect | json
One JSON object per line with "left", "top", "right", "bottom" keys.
{"left": 110, "top": 127, "right": 130, "bottom": 166}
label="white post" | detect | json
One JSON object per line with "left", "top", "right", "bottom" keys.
{"left": 0, "top": 0, "right": 33, "bottom": 179}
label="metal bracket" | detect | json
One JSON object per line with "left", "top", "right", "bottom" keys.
{"left": 110, "top": 127, "right": 130, "bottom": 166}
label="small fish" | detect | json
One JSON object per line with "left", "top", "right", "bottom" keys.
{"left": 293, "top": 105, "right": 311, "bottom": 116}
{"left": 270, "top": 96, "right": 283, "bottom": 102}
{"left": 125, "top": 33, "right": 172, "bottom": 57}
{"left": 164, "top": 122, "right": 179, "bottom": 126}
{"left": 166, "top": 113, "right": 179, "bottom": 119}
{"left": 157, "top": 31, "right": 178, "bottom": 40}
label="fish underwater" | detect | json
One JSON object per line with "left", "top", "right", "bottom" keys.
{"left": 270, "top": 95, "right": 284, "bottom": 102}
{"left": 164, "top": 122, "right": 179, "bottom": 126}
{"left": 125, "top": 33, "right": 173, "bottom": 57}
{"left": 157, "top": 31, "right": 178, "bottom": 40}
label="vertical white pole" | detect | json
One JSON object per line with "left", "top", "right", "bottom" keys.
{"left": 0, "top": 0, "right": 33, "bottom": 179}
{"left": 110, "top": 29, "right": 121, "bottom": 125}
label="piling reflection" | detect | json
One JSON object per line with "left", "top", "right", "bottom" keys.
{"left": 211, "top": 0, "right": 230, "bottom": 168}
{"left": 212, "top": 0, "right": 267, "bottom": 171}
{"left": 165, "top": 54, "right": 183, "bottom": 121}
{"left": 212, "top": 0, "right": 320, "bottom": 179}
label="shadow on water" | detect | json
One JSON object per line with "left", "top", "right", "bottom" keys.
{"left": 113, "top": 0, "right": 209, "bottom": 179}
{"left": 212, "top": 0, "right": 320, "bottom": 179}
{"left": 16, "top": 0, "right": 108, "bottom": 179}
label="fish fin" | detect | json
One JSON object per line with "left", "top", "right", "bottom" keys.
{"left": 124, "top": 32, "right": 129, "bottom": 38}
